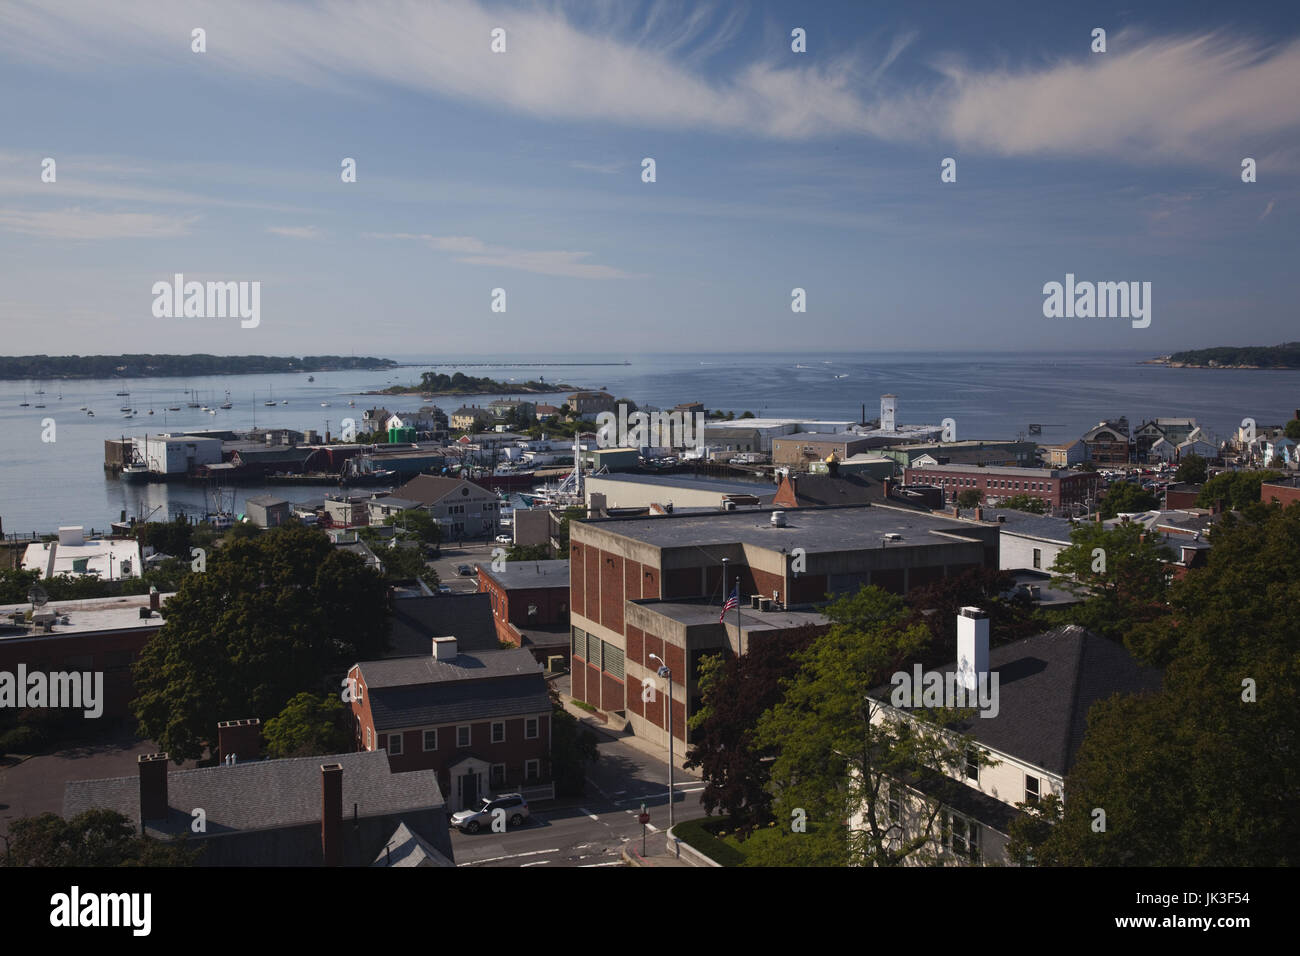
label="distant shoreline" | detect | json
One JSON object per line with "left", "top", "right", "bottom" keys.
{"left": 1144, "top": 344, "right": 1300, "bottom": 370}
{"left": 0, "top": 354, "right": 398, "bottom": 380}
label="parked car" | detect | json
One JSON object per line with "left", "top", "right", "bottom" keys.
{"left": 495, "top": 534, "right": 512, "bottom": 544}
{"left": 456, "top": 564, "right": 473, "bottom": 576}
{"left": 436, "top": 584, "right": 451, "bottom": 594}
{"left": 451, "top": 794, "right": 530, "bottom": 833}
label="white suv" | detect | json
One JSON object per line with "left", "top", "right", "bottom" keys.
{"left": 451, "top": 794, "right": 530, "bottom": 833}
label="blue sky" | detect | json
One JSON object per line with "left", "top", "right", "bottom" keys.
{"left": 0, "top": 0, "right": 1297, "bottom": 355}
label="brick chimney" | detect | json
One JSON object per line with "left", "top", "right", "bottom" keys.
{"left": 149, "top": 586, "right": 160, "bottom": 612}
{"left": 321, "top": 763, "right": 343, "bottom": 867}
{"left": 974, "top": 506, "right": 983, "bottom": 521}
{"left": 882, "top": 477, "right": 892, "bottom": 498}
{"left": 138, "top": 753, "right": 169, "bottom": 825}
{"left": 217, "top": 718, "right": 262, "bottom": 763}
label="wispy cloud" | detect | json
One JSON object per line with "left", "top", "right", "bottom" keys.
{"left": 0, "top": 207, "right": 196, "bottom": 239}
{"left": 365, "top": 231, "right": 641, "bottom": 278}
{"left": 267, "top": 225, "right": 323, "bottom": 239}
{"left": 569, "top": 160, "right": 623, "bottom": 174}
{"left": 1259, "top": 199, "right": 1275, "bottom": 220}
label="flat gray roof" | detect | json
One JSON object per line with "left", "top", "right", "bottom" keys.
{"left": 587, "top": 473, "right": 775, "bottom": 495}
{"left": 579, "top": 505, "right": 986, "bottom": 554}
{"left": 635, "top": 598, "right": 829, "bottom": 632}
{"left": 479, "top": 559, "right": 570, "bottom": 590}
{"left": 358, "top": 647, "right": 542, "bottom": 689}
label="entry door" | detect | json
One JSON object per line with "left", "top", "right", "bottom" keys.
{"left": 462, "top": 772, "right": 478, "bottom": 808}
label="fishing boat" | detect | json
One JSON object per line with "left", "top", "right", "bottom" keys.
{"left": 120, "top": 462, "right": 149, "bottom": 482}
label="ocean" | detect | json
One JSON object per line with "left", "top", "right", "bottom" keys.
{"left": 2, "top": 350, "right": 1298, "bottom": 534}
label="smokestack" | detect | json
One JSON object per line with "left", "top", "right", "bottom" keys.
{"left": 956, "top": 607, "right": 990, "bottom": 693}
{"left": 138, "top": 753, "right": 169, "bottom": 825}
{"left": 217, "top": 718, "right": 262, "bottom": 763}
{"left": 321, "top": 763, "right": 343, "bottom": 867}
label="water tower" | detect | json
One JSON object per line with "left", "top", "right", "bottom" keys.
{"left": 880, "top": 394, "right": 897, "bottom": 432}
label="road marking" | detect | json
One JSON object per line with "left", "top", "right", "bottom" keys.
{"left": 462, "top": 847, "right": 560, "bottom": 866}
{"left": 612, "top": 790, "right": 627, "bottom": 795}
{"left": 579, "top": 861, "right": 623, "bottom": 867}
{"left": 579, "top": 807, "right": 600, "bottom": 821}
{"left": 646, "top": 823, "right": 659, "bottom": 833}
{"left": 521, "top": 860, "right": 552, "bottom": 867}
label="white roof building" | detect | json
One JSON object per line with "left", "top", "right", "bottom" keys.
{"left": 21, "top": 527, "right": 143, "bottom": 580}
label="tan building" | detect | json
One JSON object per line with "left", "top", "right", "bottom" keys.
{"left": 393, "top": 475, "right": 503, "bottom": 539}
{"left": 565, "top": 391, "right": 617, "bottom": 420}
{"left": 772, "top": 432, "right": 876, "bottom": 467}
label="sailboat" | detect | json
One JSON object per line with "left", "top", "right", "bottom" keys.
{"left": 219, "top": 390, "right": 232, "bottom": 409}
{"left": 19, "top": 393, "right": 30, "bottom": 407}
{"left": 116, "top": 388, "right": 130, "bottom": 396}
{"left": 264, "top": 385, "right": 277, "bottom": 407}
{"left": 187, "top": 388, "right": 201, "bottom": 408}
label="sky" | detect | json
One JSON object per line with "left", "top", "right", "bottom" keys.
{"left": 0, "top": 0, "right": 1297, "bottom": 355}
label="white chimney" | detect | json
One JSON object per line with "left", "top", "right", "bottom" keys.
{"left": 956, "top": 606, "right": 989, "bottom": 692}
{"left": 58, "top": 526, "right": 85, "bottom": 547}
{"left": 880, "top": 394, "right": 897, "bottom": 433}
{"left": 432, "top": 636, "right": 458, "bottom": 661}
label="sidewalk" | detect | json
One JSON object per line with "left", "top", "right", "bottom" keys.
{"left": 621, "top": 836, "right": 700, "bottom": 867}
{"left": 551, "top": 674, "right": 700, "bottom": 776}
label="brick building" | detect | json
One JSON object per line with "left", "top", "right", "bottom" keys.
{"left": 1261, "top": 476, "right": 1300, "bottom": 508}
{"left": 477, "top": 559, "right": 571, "bottom": 665}
{"left": 0, "top": 591, "right": 168, "bottom": 720}
{"left": 347, "top": 640, "right": 552, "bottom": 811}
{"left": 903, "top": 463, "right": 1099, "bottom": 511}
{"left": 568, "top": 505, "right": 1001, "bottom": 753}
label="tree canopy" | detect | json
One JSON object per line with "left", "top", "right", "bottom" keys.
{"left": 1174, "top": 453, "right": 1207, "bottom": 484}
{"left": 1196, "top": 470, "right": 1281, "bottom": 510}
{"left": 1098, "top": 480, "right": 1158, "bottom": 518}
{"left": 131, "top": 524, "right": 389, "bottom": 762}
{"left": 263, "top": 692, "right": 351, "bottom": 759}
{"left": 1, "top": 810, "right": 201, "bottom": 867}
{"left": 1047, "top": 521, "right": 1173, "bottom": 641}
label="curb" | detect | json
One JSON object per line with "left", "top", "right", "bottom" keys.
{"left": 665, "top": 825, "right": 723, "bottom": 867}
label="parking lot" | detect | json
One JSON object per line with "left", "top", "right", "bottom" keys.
{"left": 422, "top": 539, "right": 498, "bottom": 592}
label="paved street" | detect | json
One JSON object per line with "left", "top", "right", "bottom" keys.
{"left": 423, "top": 539, "right": 497, "bottom": 593}
{"left": 451, "top": 726, "right": 709, "bottom": 867}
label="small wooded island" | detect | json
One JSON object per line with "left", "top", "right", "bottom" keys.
{"left": 1143, "top": 343, "right": 1300, "bottom": 369}
{"left": 369, "top": 371, "right": 578, "bottom": 396}
{"left": 0, "top": 354, "right": 397, "bottom": 379}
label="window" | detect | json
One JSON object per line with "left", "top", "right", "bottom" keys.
{"left": 524, "top": 759, "right": 540, "bottom": 782}
{"left": 965, "top": 747, "right": 980, "bottom": 781}
{"left": 525, "top": 717, "right": 539, "bottom": 740}
{"left": 1033, "top": 548, "right": 1042, "bottom": 570}
{"left": 572, "top": 626, "right": 586, "bottom": 659}
{"left": 491, "top": 721, "right": 505, "bottom": 744}
{"left": 457, "top": 725, "right": 471, "bottom": 748}
{"left": 1025, "top": 774, "right": 1040, "bottom": 803}
{"left": 491, "top": 763, "right": 506, "bottom": 787}
{"left": 603, "top": 642, "right": 625, "bottom": 680}
{"left": 387, "top": 732, "right": 403, "bottom": 756}
{"left": 423, "top": 729, "right": 438, "bottom": 751}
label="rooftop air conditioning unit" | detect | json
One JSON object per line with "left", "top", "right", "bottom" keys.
{"left": 770, "top": 511, "right": 787, "bottom": 527}
{"left": 723, "top": 500, "right": 737, "bottom": 511}
{"left": 750, "top": 594, "right": 762, "bottom": 609}
{"left": 758, "top": 597, "right": 772, "bottom": 612}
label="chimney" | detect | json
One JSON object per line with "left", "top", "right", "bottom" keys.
{"left": 956, "top": 607, "right": 990, "bottom": 693}
{"left": 974, "top": 506, "right": 983, "bottom": 521}
{"left": 432, "top": 636, "right": 458, "bottom": 661}
{"left": 882, "top": 477, "right": 892, "bottom": 498}
{"left": 149, "top": 586, "right": 160, "bottom": 612}
{"left": 138, "top": 753, "right": 169, "bottom": 824}
{"left": 217, "top": 718, "right": 262, "bottom": 763}
{"left": 321, "top": 763, "right": 343, "bottom": 867}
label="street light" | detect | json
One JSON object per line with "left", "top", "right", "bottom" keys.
{"left": 647, "top": 652, "right": 674, "bottom": 828}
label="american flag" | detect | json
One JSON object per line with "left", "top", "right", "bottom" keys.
{"left": 719, "top": 585, "right": 739, "bottom": 622}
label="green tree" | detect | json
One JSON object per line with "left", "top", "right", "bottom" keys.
{"left": 0, "top": 567, "right": 40, "bottom": 604}
{"left": 1, "top": 809, "right": 201, "bottom": 867}
{"left": 550, "top": 694, "right": 598, "bottom": 796}
{"left": 956, "top": 489, "right": 982, "bottom": 509}
{"left": 131, "top": 524, "right": 389, "bottom": 762}
{"left": 554, "top": 505, "right": 585, "bottom": 558}
{"left": 1196, "top": 470, "right": 1280, "bottom": 511}
{"left": 1013, "top": 506, "right": 1300, "bottom": 865}
{"left": 1048, "top": 522, "right": 1173, "bottom": 641}
{"left": 263, "top": 692, "right": 350, "bottom": 758}
{"left": 684, "top": 625, "right": 822, "bottom": 835}
{"left": 1098, "top": 480, "right": 1158, "bottom": 518}
{"left": 506, "top": 543, "right": 550, "bottom": 561}
{"left": 1174, "top": 453, "right": 1207, "bottom": 485}
{"left": 1285, "top": 419, "right": 1300, "bottom": 442}
{"left": 998, "top": 493, "right": 1047, "bottom": 514}
{"left": 385, "top": 508, "right": 441, "bottom": 545}
{"left": 753, "top": 586, "right": 993, "bottom": 866}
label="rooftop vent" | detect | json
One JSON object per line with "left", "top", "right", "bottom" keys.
{"left": 770, "top": 511, "right": 787, "bottom": 527}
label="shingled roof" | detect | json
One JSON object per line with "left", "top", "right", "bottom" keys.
{"left": 872, "top": 625, "right": 1162, "bottom": 776}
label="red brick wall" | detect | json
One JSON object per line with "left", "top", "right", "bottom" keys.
{"left": 642, "top": 565, "right": 660, "bottom": 599}
{"left": 627, "top": 675, "right": 644, "bottom": 717}
{"left": 751, "top": 567, "right": 783, "bottom": 603}
{"left": 663, "top": 567, "right": 698, "bottom": 598}
{"left": 663, "top": 642, "right": 685, "bottom": 679}
{"left": 600, "top": 551, "right": 625, "bottom": 633}
{"left": 0, "top": 626, "right": 159, "bottom": 721}
{"left": 586, "top": 663, "right": 602, "bottom": 708}
{"left": 601, "top": 672, "right": 624, "bottom": 713}
{"left": 570, "top": 656, "right": 586, "bottom": 699}
{"left": 570, "top": 543, "right": 585, "bottom": 617}
{"left": 644, "top": 633, "right": 663, "bottom": 671}
{"left": 378, "top": 713, "right": 550, "bottom": 783}
{"left": 584, "top": 545, "right": 600, "bottom": 623}
{"left": 624, "top": 559, "right": 641, "bottom": 601}
{"left": 789, "top": 575, "right": 828, "bottom": 603}
{"left": 626, "top": 625, "right": 644, "bottom": 669}
{"left": 1262, "top": 483, "right": 1300, "bottom": 508}
{"left": 1166, "top": 488, "right": 1201, "bottom": 509}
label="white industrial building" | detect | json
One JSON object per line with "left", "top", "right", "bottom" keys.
{"left": 132, "top": 434, "right": 223, "bottom": 475}
{"left": 22, "top": 526, "right": 143, "bottom": 580}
